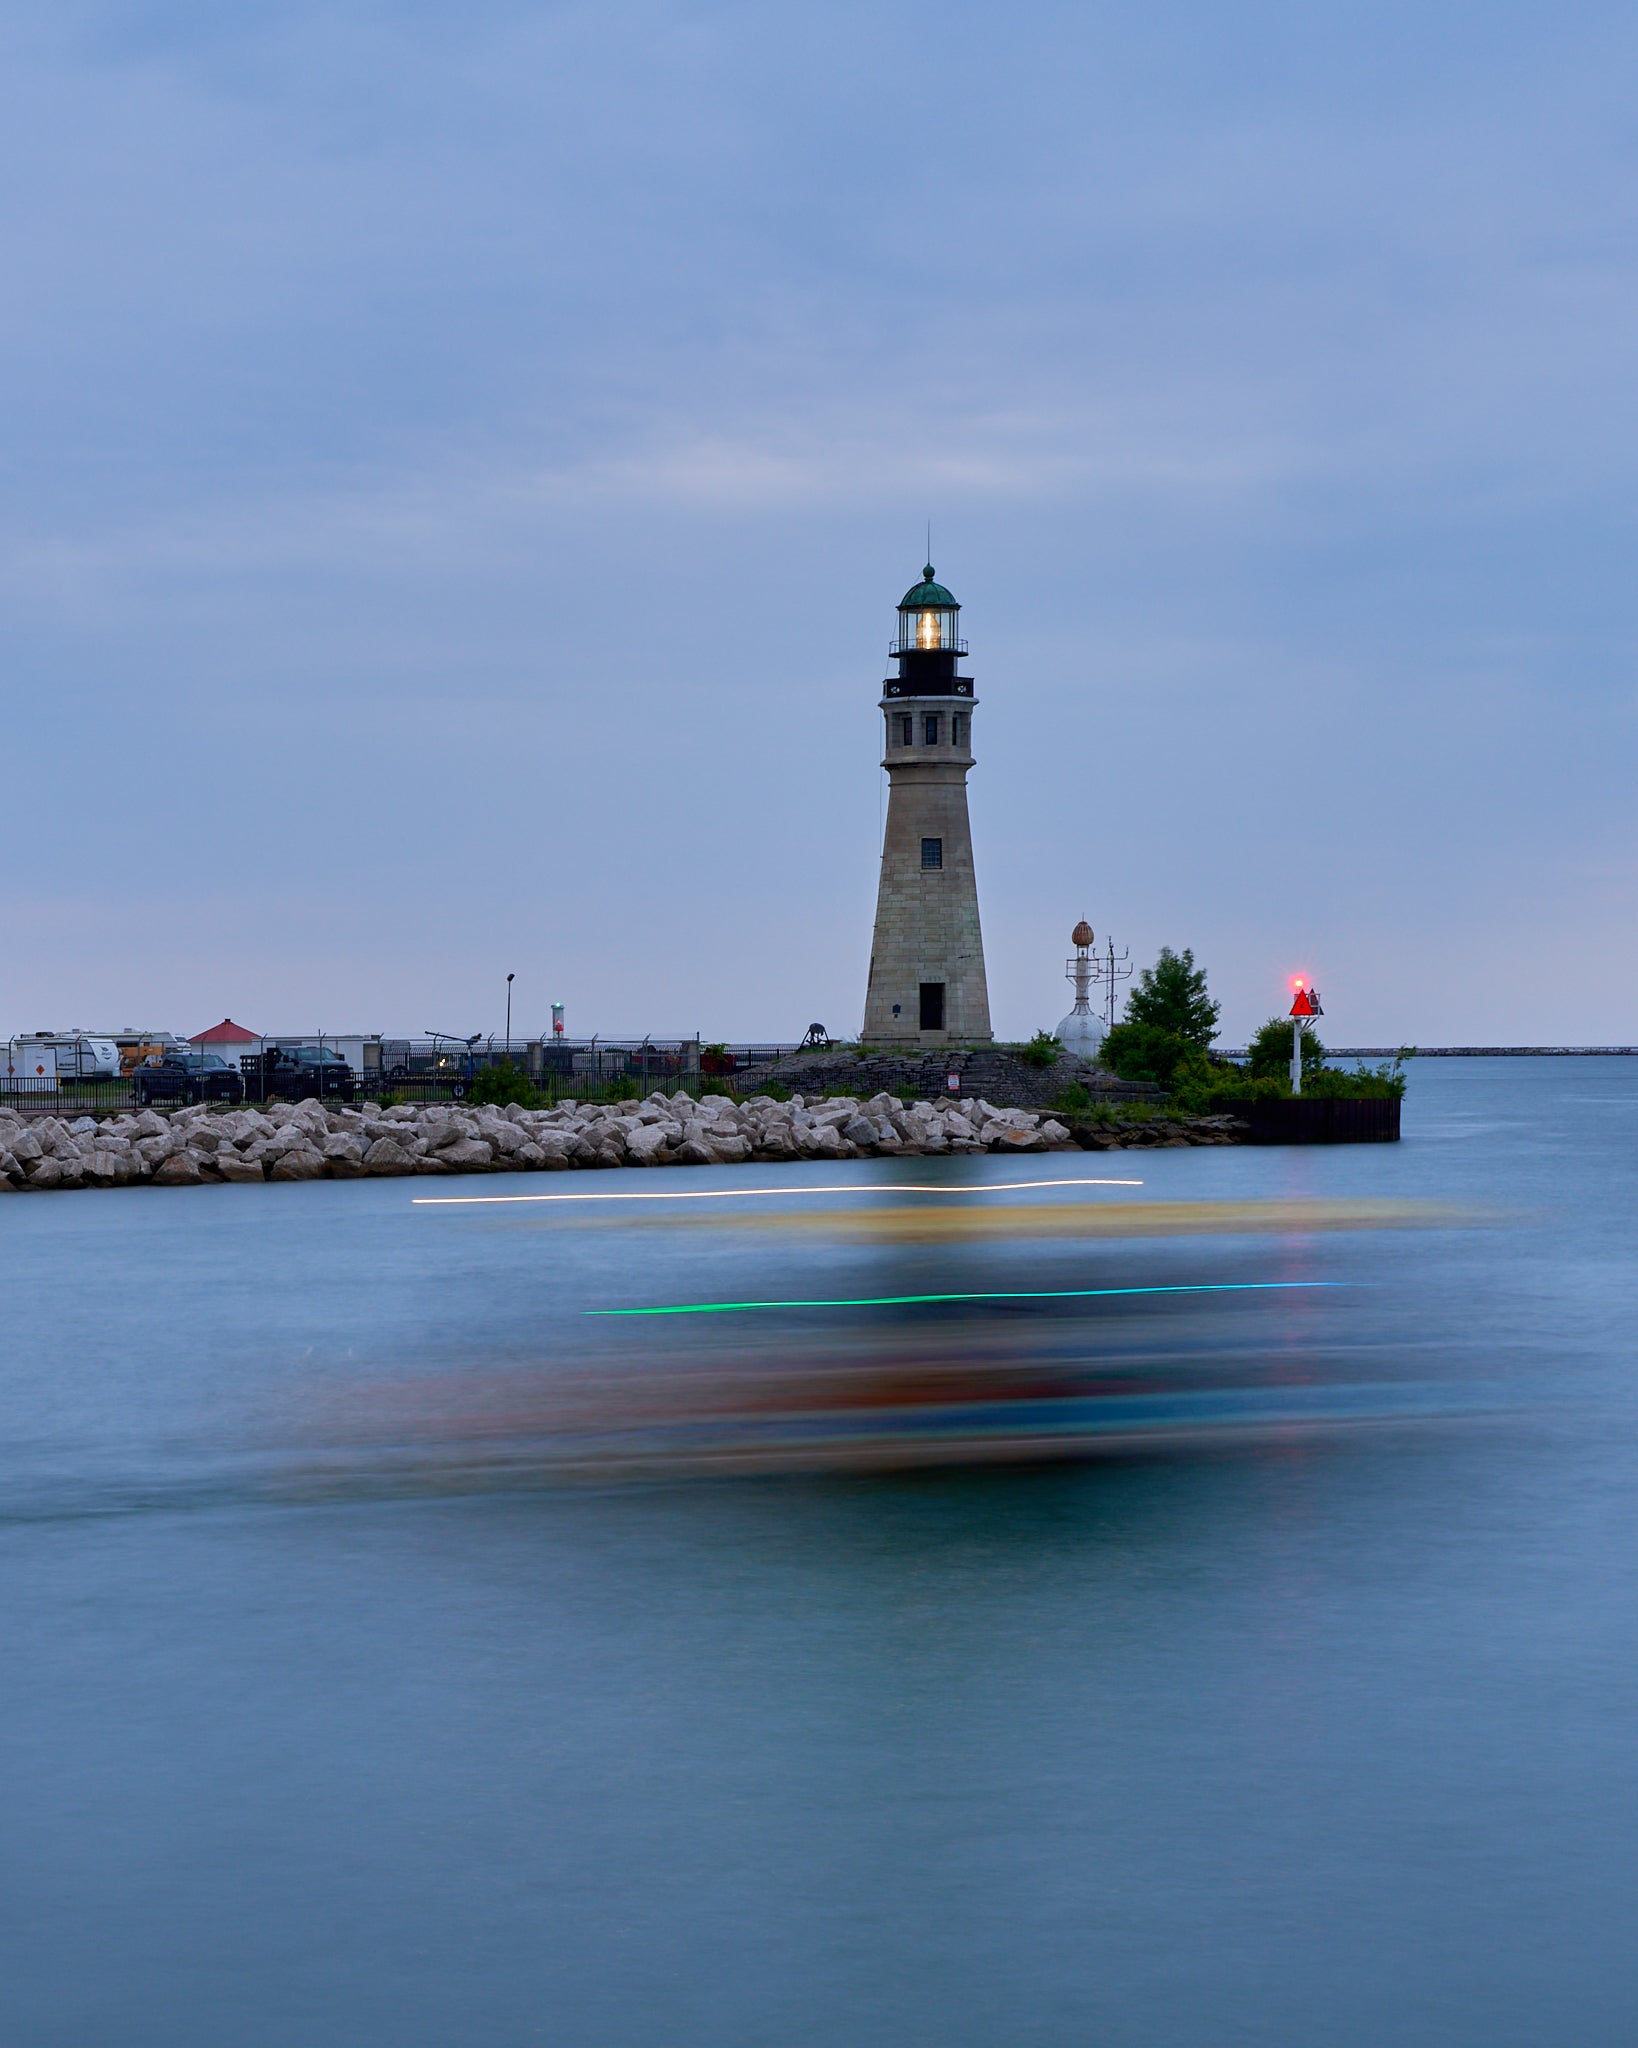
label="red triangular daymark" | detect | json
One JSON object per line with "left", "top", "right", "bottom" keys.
{"left": 1289, "top": 988, "right": 1317, "bottom": 1017}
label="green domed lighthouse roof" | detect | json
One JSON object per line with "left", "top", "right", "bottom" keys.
{"left": 899, "top": 564, "right": 958, "bottom": 609}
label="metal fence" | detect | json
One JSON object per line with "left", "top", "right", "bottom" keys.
{"left": 363, "top": 1038, "right": 798, "bottom": 1096}
{"left": 0, "top": 1039, "right": 805, "bottom": 1115}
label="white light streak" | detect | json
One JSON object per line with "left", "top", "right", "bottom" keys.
{"left": 412, "top": 1176, "right": 1146, "bottom": 1208}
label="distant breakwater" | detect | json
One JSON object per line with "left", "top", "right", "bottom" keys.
{"left": 1223, "top": 1046, "right": 1638, "bottom": 1058}
{"left": 0, "top": 1091, "right": 1246, "bottom": 1191}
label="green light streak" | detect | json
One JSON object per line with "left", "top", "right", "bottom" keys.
{"left": 587, "top": 1281, "right": 1340, "bottom": 1318}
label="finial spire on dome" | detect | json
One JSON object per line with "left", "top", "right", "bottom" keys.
{"left": 923, "top": 561, "right": 935, "bottom": 581}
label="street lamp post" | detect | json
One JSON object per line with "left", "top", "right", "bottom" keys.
{"left": 505, "top": 973, "right": 515, "bottom": 1060}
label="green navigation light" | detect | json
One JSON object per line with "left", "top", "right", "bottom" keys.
{"left": 587, "top": 1281, "right": 1341, "bottom": 1318}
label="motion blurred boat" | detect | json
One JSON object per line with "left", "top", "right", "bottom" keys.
{"left": 291, "top": 1195, "right": 1495, "bottom": 1492}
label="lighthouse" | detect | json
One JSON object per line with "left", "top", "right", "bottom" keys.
{"left": 862, "top": 565, "right": 993, "bottom": 1046}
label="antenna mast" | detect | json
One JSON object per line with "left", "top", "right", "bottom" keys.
{"left": 1094, "top": 933, "right": 1133, "bottom": 1030}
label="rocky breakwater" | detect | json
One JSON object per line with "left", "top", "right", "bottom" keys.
{"left": 0, "top": 1092, "right": 1250, "bottom": 1191}
{"left": 0, "top": 1091, "right": 1090, "bottom": 1191}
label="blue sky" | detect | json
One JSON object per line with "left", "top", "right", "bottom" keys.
{"left": 3, "top": 2, "right": 1635, "bottom": 1045}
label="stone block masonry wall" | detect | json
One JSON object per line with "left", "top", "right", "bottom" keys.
{"left": 863, "top": 758, "right": 992, "bottom": 1045}
{"left": 743, "top": 1047, "right": 1159, "bottom": 1112}
{"left": 0, "top": 1089, "right": 1244, "bottom": 1190}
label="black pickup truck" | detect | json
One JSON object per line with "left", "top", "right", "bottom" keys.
{"left": 133, "top": 1053, "right": 246, "bottom": 1107}
{"left": 254, "top": 1046, "right": 357, "bottom": 1103}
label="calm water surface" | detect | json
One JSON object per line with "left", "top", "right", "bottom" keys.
{"left": 3, "top": 1058, "right": 1637, "bottom": 2045}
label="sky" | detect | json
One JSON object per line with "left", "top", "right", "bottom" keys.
{"left": 2, "top": 0, "right": 1636, "bottom": 1048}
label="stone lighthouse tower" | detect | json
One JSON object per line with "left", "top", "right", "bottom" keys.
{"left": 862, "top": 565, "right": 993, "bottom": 1045}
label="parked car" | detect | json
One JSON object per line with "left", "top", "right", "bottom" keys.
{"left": 260, "top": 1045, "right": 357, "bottom": 1103}
{"left": 133, "top": 1052, "right": 246, "bottom": 1106}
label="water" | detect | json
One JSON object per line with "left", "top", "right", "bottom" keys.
{"left": 3, "top": 1059, "right": 1637, "bottom": 2045}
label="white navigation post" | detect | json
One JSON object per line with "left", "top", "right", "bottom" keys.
{"left": 1289, "top": 980, "right": 1322, "bottom": 1095}
{"left": 1055, "top": 919, "right": 1107, "bottom": 1059}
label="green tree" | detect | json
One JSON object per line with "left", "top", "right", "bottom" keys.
{"left": 1125, "top": 947, "right": 1220, "bottom": 1050}
{"left": 1100, "top": 1021, "right": 1195, "bottom": 1090}
{"left": 1245, "top": 1016, "right": 1326, "bottom": 1084}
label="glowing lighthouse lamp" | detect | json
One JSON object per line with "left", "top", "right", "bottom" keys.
{"left": 1288, "top": 978, "right": 1323, "bottom": 1095}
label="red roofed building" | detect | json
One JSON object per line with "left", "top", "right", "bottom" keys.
{"left": 189, "top": 1018, "right": 263, "bottom": 1048}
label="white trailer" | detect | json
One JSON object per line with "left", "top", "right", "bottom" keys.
{"left": 4, "top": 1041, "right": 58, "bottom": 1093}
{"left": 13, "top": 1034, "right": 122, "bottom": 1081}
{"left": 60, "top": 1035, "right": 123, "bottom": 1080}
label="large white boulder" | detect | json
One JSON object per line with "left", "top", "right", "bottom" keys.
{"left": 363, "top": 1138, "right": 418, "bottom": 1174}
{"left": 152, "top": 1153, "right": 205, "bottom": 1186}
{"left": 263, "top": 1125, "right": 317, "bottom": 1158}
{"left": 439, "top": 1138, "right": 494, "bottom": 1172}
{"left": 625, "top": 1124, "right": 671, "bottom": 1164}
{"left": 270, "top": 1149, "right": 325, "bottom": 1180}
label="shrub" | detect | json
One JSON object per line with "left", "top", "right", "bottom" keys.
{"left": 1054, "top": 1081, "right": 1093, "bottom": 1113}
{"left": 1174, "top": 1068, "right": 1285, "bottom": 1109}
{"left": 1125, "top": 947, "right": 1220, "bottom": 1049}
{"left": 1303, "top": 1057, "right": 1408, "bottom": 1101}
{"left": 467, "top": 1059, "right": 541, "bottom": 1109}
{"left": 1163, "top": 1050, "right": 1235, "bottom": 1112}
{"left": 1016, "top": 1030, "right": 1062, "bottom": 1069}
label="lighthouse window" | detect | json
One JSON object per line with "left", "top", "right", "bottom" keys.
{"left": 951, "top": 712, "right": 967, "bottom": 747}
{"left": 921, "top": 837, "right": 943, "bottom": 869}
{"left": 898, "top": 714, "right": 913, "bottom": 746}
{"left": 924, "top": 713, "right": 940, "bottom": 745}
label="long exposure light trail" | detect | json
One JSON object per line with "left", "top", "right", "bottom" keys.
{"left": 412, "top": 1177, "right": 1145, "bottom": 1206}
{"left": 587, "top": 1281, "right": 1341, "bottom": 1317}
